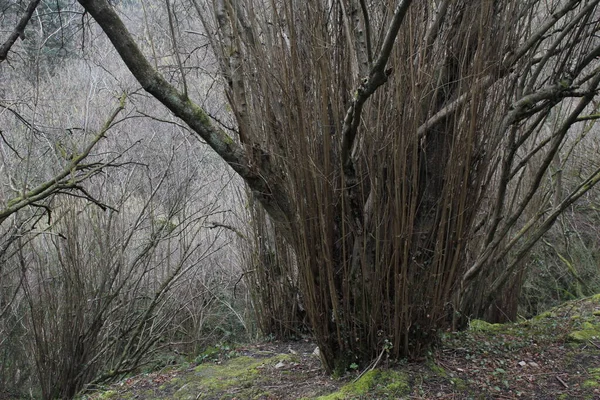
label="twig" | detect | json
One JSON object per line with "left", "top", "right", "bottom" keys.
{"left": 588, "top": 340, "right": 600, "bottom": 350}
{"left": 353, "top": 345, "right": 386, "bottom": 382}
{"left": 556, "top": 375, "right": 569, "bottom": 388}
{"left": 233, "top": 269, "right": 255, "bottom": 298}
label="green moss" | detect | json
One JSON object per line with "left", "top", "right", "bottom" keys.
{"left": 583, "top": 367, "right": 600, "bottom": 388}
{"left": 170, "top": 354, "right": 290, "bottom": 399}
{"left": 194, "top": 345, "right": 221, "bottom": 363}
{"left": 469, "top": 319, "right": 501, "bottom": 331}
{"left": 316, "top": 369, "right": 409, "bottom": 399}
{"left": 349, "top": 370, "right": 381, "bottom": 395}
{"left": 568, "top": 329, "right": 600, "bottom": 342}
{"left": 385, "top": 377, "right": 410, "bottom": 394}
{"left": 186, "top": 99, "right": 211, "bottom": 126}
{"left": 223, "top": 133, "right": 235, "bottom": 146}
{"left": 582, "top": 321, "right": 597, "bottom": 330}
{"left": 534, "top": 311, "right": 556, "bottom": 319}
{"left": 450, "top": 377, "right": 467, "bottom": 390}
{"left": 193, "top": 356, "right": 261, "bottom": 388}
{"left": 96, "top": 391, "right": 118, "bottom": 400}
{"left": 427, "top": 361, "right": 448, "bottom": 377}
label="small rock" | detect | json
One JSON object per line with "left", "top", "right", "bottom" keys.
{"left": 275, "top": 361, "right": 285, "bottom": 369}
{"left": 288, "top": 347, "right": 298, "bottom": 355}
{"left": 518, "top": 361, "right": 527, "bottom": 367}
{"left": 528, "top": 361, "right": 539, "bottom": 368}
{"left": 313, "top": 347, "right": 320, "bottom": 357}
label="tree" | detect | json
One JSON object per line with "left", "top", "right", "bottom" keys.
{"left": 77, "top": 0, "right": 600, "bottom": 372}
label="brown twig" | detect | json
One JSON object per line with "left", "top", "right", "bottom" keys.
{"left": 588, "top": 340, "right": 600, "bottom": 350}
{"left": 556, "top": 375, "right": 569, "bottom": 388}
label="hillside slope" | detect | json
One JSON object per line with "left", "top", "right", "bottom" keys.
{"left": 80, "top": 294, "right": 600, "bottom": 399}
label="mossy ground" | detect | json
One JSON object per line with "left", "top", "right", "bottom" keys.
{"left": 79, "top": 294, "right": 600, "bottom": 399}
{"left": 312, "top": 369, "right": 409, "bottom": 400}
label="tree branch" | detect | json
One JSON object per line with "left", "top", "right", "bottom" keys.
{"left": 462, "top": 69, "right": 600, "bottom": 284}
{"left": 341, "top": 0, "right": 412, "bottom": 173}
{"left": 0, "top": 95, "right": 126, "bottom": 225}
{"left": 78, "top": 0, "right": 291, "bottom": 227}
{"left": 485, "top": 164, "right": 600, "bottom": 309}
{"left": 0, "top": 0, "right": 41, "bottom": 62}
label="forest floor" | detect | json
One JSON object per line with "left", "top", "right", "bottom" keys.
{"left": 80, "top": 294, "right": 600, "bottom": 400}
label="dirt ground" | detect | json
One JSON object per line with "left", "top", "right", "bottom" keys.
{"left": 79, "top": 294, "right": 600, "bottom": 399}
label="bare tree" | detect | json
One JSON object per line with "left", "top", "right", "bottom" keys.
{"left": 74, "top": 0, "right": 600, "bottom": 372}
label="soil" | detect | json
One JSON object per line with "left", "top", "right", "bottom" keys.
{"left": 79, "top": 294, "right": 600, "bottom": 399}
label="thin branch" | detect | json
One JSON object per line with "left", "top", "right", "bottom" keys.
{"left": 507, "top": 0, "right": 592, "bottom": 67}
{"left": 486, "top": 163, "right": 600, "bottom": 308}
{"left": 576, "top": 113, "right": 600, "bottom": 122}
{"left": 463, "top": 69, "right": 600, "bottom": 284}
{"left": 165, "top": 0, "right": 188, "bottom": 96}
{"left": 359, "top": 0, "right": 373, "bottom": 64}
{"left": 341, "top": 0, "right": 412, "bottom": 172}
{"left": 0, "top": 95, "right": 126, "bottom": 225}
{"left": 207, "top": 221, "right": 246, "bottom": 240}
{"left": 0, "top": 129, "right": 23, "bottom": 159}
{"left": 0, "top": 0, "right": 41, "bottom": 62}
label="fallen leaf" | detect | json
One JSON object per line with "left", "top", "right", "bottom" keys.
{"left": 275, "top": 361, "right": 285, "bottom": 369}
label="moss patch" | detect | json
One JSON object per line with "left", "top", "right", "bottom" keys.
{"left": 427, "top": 360, "right": 448, "bottom": 377}
{"left": 177, "top": 355, "right": 284, "bottom": 398}
{"left": 534, "top": 310, "right": 557, "bottom": 319}
{"left": 152, "top": 354, "right": 294, "bottom": 399}
{"left": 583, "top": 368, "right": 600, "bottom": 388}
{"left": 316, "top": 369, "right": 409, "bottom": 399}
{"left": 568, "top": 320, "right": 600, "bottom": 342}
{"left": 80, "top": 293, "right": 600, "bottom": 400}
{"left": 468, "top": 319, "right": 501, "bottom": 332}
{"left": 96, "top": 391, "right": 118, "bottom": 400}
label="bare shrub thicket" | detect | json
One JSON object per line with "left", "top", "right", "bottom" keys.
{"left": 0, "top": 5, "right": 248, "bottom": 398}
{"left": 519, "top": 130, "right": 600, "bottom": 317}
{"left": 81, "top": 0, "right": 600, "bottom": 372}
{"left": 18, "top": 143, "right": 240, "bottom": 399}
